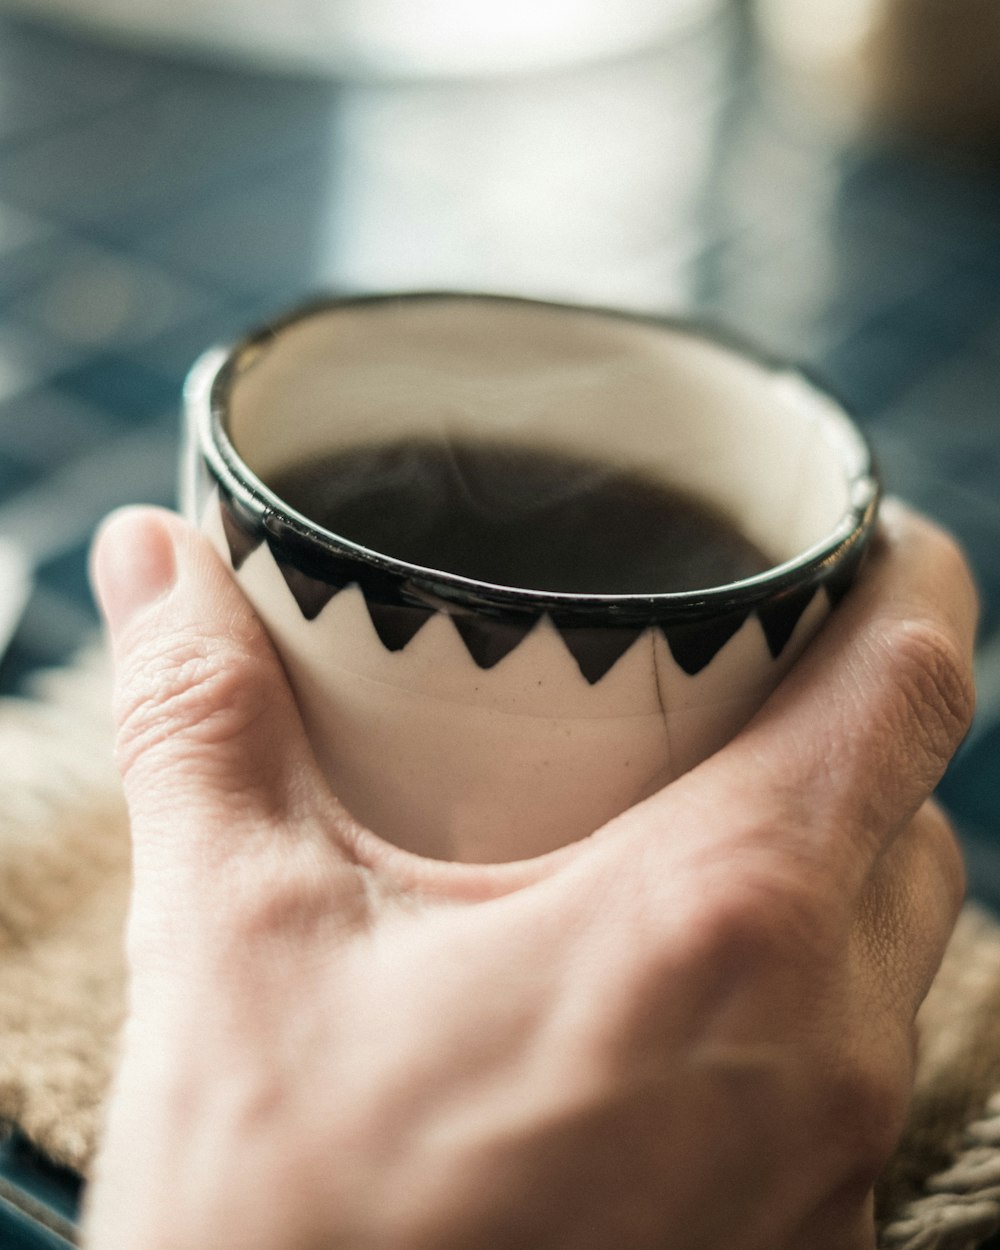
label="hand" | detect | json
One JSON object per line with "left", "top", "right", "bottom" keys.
{"left": 83, "top": 499, "right": 976, "bottom": 1250}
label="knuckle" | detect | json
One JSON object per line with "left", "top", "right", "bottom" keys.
{"left": 881, "top": 616, "right": 976, "bottom": 759}
{"left": 625, "top": 852, "right": 842, "bottom": 1030}
{"left": 114, "top": 626, "right": 270, "bottom": 778}
{"left": 695, "top": 854, "right": 834, "bottom": 969}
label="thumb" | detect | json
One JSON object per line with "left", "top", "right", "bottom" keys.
{"left": 90, "top": 506, "right": 337, "bottom": 878}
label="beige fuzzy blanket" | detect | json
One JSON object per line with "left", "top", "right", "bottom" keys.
{"left": 1, "top": 649, "right": 1000, "bottom": 1250}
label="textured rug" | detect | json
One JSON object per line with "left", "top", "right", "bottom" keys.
{"left": 1, "top": 648, "right": 999, "bottom": 1249}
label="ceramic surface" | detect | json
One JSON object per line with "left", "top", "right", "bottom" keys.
{"left": 183, "top": 294, "right": 878, "bottom": 863}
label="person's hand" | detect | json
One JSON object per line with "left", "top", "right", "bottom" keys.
{"left": 83, "top": 499, "right": 976, "bottom": 1250}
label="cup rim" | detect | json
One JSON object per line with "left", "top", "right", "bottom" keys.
{"left": 186, "top": 291, "right": 880, "bottom": 621}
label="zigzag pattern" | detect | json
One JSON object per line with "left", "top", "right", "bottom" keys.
{"left": 211, "top": 476, "right": 855, "bottom": 685}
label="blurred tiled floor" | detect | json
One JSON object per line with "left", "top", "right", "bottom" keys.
{"left": 0, "top": 9, "right": 999, "bottom": 1230}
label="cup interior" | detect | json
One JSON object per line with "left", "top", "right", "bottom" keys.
{"left": 221, "top": 296, "right": 869, "bottom": 583}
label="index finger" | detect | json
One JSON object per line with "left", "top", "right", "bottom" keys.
{"left": 626, "top": 499, "right": 978, "bottom": 896}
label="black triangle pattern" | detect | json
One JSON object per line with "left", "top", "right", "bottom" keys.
{"left": 558, "top": 626, "right": 645, "bottom": 685}
{"left": 452, "top": 614, "right": 538, "bottom": 670}
{"left": 365, "top": 600, "right": 436, "bottom": 652}
{"left": 274, "top": 560, "right": 340, "bottom": 621}
{"left": 757, "top": 585, "right": 818, "bottom": 660}
{"left": 219, "top": 490, "right": 264, "bottom": 571}
{"left": 663, "top": 610, "right": 749, "bottom": 676}
{"left": 222, "top": 495, "right": 861, "bottom": 674}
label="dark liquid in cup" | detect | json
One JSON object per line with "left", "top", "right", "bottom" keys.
{"left": 267, "top": 438, "right": 772, "bottom": 594}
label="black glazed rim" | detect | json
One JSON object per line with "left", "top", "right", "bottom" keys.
{"left": 192, "top": 291, "right": 881, "bottom": 630}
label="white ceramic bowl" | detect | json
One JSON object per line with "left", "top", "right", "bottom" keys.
{"left": 183, "top": 294, "right": 879, "bottom": 863}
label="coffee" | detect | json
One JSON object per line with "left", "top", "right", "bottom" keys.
{"left": 267, "top": 437, "right": 772, "bottom": 595}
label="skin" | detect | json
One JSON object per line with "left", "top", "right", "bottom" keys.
{"left": 82, "top": 499, "right": 976, "bottom": 1250}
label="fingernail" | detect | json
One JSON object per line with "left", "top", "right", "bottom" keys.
{"left": 91, "top": 508, "right": 178, "bottom": 635}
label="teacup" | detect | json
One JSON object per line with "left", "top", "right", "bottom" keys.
{"left": 182, "top": 293, "right": 879, "bottom": 863}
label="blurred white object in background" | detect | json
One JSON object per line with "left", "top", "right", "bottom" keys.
{"left": 0, "top": 0, "right": 725, "bottom": 77}
{"left": 330, "top": 26, "right": 729, "bottom": 310}
{"left": 756, "top": 0, "right": 1000, "bottom": 144}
